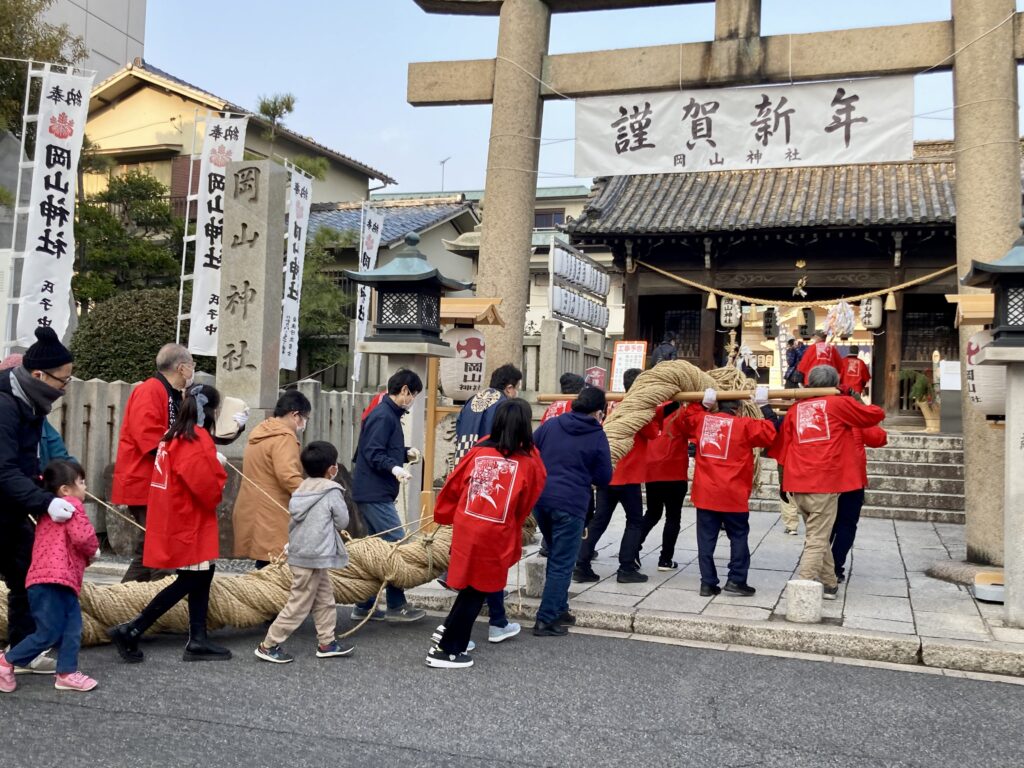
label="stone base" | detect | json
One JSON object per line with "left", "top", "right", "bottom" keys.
{"left": 785, "top": 580, "right": 824, "bottom": 623}
{"left": 524, "top": 556, "right": 546, "bottom": 598}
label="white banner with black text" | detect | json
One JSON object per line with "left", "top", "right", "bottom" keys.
{"left": 16, "top": 69, "right": 94, "bottom": 344}
{"left": 351, "top": 205, "right": 385, "bottom": 385}
{"left": 575, "top": 76, "right": 913, "bottom": 176}
{"left": 279, "top": 171, "right": 312, "bottom": 371}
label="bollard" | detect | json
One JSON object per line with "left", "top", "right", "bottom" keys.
{"left": 524, "top": 557, "right": 547, "bottom": 598}
{"left": 785, "top": 579, "right": 824, "bottom": 623}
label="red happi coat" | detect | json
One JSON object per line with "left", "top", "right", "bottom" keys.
{"left": 360, "top": 391, "right": 388, "bottom": 423}
{"left": 143, "top": 427, "right": 227, "bottom": 570}
{"left": 112, "top": 376, "right": 175, "bottom": 506}
{"left": 434, "top": 445, "right": 547, "bottom": 592}
{"left": 853, "top": 426, "right": 888, "bottom": 488}
{"left": 778, "top": 396, "right": 886, "bottom": 495}
{"left": 839, "top": 356, "right": 872, "bottom": 394}
{"left": 797, "top": 342, "right": 843, "bottom": 380}
{"left": 609, "top": 412, "right": 662, "bottom": 486}
{"left": 540, "top": 399, "right": 572, "bottom": 424}
{"left": 645, "top": 402, "right": 690, "bottom": 483}
{"left": 679, "top": 403, "right": 776, "bottom": 512}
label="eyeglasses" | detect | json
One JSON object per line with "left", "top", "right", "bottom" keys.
{"left": 43, "top": 370, "right": 73, "bottom": 386}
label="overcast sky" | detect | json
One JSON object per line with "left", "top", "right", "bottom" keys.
{"left": 145, "top": 0, "right": 1024, "bottom": 195}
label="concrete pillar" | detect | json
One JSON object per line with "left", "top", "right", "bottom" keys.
{"left": 785, "top": 579, "right": 823, "bottom": 623}
{"left": 218, "top": 160, "right": 286, "bottom": 420}
{"left": 1003, "top": 362, "right": 1024, "bottom": 626}
{"left": 476, "top": 0, "right": 551, "bottom": 374}
{"left": 951, "top": 0, "right": 1019, "bottom": 565}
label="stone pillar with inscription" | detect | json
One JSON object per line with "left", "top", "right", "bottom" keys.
{"left": 218, "top": 160, "right": 287, "bottom": 419}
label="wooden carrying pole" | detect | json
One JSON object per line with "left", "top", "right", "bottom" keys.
{"left": 536, "top": 388, "right": 838, "bottom": 403}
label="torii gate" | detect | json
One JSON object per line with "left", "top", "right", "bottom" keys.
{"left": 408, "top": 0, "right": 1020, "bottom": 587}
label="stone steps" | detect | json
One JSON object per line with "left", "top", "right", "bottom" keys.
{"left": 747, "top": 497, "right": 965, "bottom": 524}
{"left": 881, "top": 433, "right": 963, "bottom": 451}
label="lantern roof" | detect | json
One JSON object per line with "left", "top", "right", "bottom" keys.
{"left": 342, "top": 232, "right": 474, "bottom": 292}
{"left": 962, "top": 220, "right": 1024, "bottom": 287}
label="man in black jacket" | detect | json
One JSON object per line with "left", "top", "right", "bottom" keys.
{"left": 350, "top": 369, "right": 426, "bottom": 624}
{"left": 0, "top": 328, "right": 78, "bottom": 674}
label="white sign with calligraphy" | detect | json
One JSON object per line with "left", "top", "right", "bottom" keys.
{"left": 187, "top": 115, "right": 249, "bottom": 356}
{"left": 280, "top": 172, "right": 313, "bottom": 371}
{"left": 575, "top": 76, "right": 913, "bottom": 176}
{"left": 16, "top": 69, "right": 94, "bottom": 344}
{"left": 351, "top": 205, "right": 385, "bottom": 384}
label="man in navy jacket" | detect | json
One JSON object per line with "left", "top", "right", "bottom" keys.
{"left": 531, "top": 386, "right": 613, "bottom": 636}
{"left": 351, "top": 369, "right": 426, "bottom": 623}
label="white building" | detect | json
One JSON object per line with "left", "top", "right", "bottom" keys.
{"left": 43, "top": 0, "right": 146, "bottom": 81}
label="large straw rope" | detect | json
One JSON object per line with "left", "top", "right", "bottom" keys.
{"left": 0, "top": 525, "right": 453, "bottom": 647}
{"left": 604, "top": 361, "right": 761, "bottom": 465}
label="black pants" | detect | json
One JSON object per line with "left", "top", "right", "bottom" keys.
{"left": 121, "top": 506, "right": 174, "bottom": 584}
{"left": 0, "top": 518, "right": 36, "bottom": 647}
{"left": 695, "top": 509, "right": 751, "bottom": 587}
{"left": 641, "top": 481, "right": 687, "bottom": 562}
{"left": 578, "top": 484, "right": 644, "bottom": 571}
{"left": 438, "top": 586, "right": 486, "bottom": 655}
{"left": 830, "top": 489, "right": 866, "bottom": 579}
{"left": 133, "top": 566, "right": 216, "bottom": 637}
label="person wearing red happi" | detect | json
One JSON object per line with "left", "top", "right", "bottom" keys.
{"left": 838, "top": 345, "right": 871, "bottom": 396}
{"left": 540, "top": 373, "right": 586, "bottom": 424}
{"left": 796, "top": 330, "right": 843, "bottom": 384}
{"left": 681, "top": 386, "right": 777, "bottom": 596}
{"left": 777, "top": 366, "right": 885, "bottom": 599}
{"left": 639, "top": 400, "right": 689, "bottom": 571}
{"left": 829, "top": 401, "right": 887, "bottom": 583}
{"left": 108, "top": 384, "right": 231, "bottom": 663}
{"left": 574, "top": 368, "right": 659, "bottom": 584}
{"left": 427, "top": 399, "right": 546, "bottom": 668}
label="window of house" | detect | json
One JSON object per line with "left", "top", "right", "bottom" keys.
{"left": 534, "top": 209, "right": 565, "bottom": 229}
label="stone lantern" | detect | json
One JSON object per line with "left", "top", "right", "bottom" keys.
{"left": 961, "top": 220, "right": 1024, "bottom": 628}
{"left": 962, "top": 221, "right": 1024, "bottom": 347}
{"left": 344, "top": 232, "right": 472, "bottom": 353}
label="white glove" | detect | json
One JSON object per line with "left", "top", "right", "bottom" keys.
{"left": 47, "top": 498, "right": 74, "bottom": 523}
{"left": 216, "top": 452, "right": 227, "bottom": 467}
{"left": 702, "top": 388, "right": 717, "bottom": 409}
{"left": 754, "top": 385, "right": 770, "bottom": 406}
{"left": 232, "top": 409, "right": 250, "bottom": 428}
{"left": 406, "top": 447, "right": 422, "bottom": 464}
{"left": 391, "top": 466, "right": 412, "bottom": 482}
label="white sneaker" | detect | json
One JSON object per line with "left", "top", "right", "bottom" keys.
{"left": 429, "top": 625, "right": 475, "bottom": 652}
{"left": 488, "top": 622, "right": 521, "bottom": 644}
{"left": 14, "top": 650, "right": 56, "bottom": 675}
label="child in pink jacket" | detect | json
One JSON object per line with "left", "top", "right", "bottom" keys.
{"left": 0, "top": 460, "right": 99, "bottom": 693}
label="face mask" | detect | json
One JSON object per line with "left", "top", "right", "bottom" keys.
{"left": 184, "top": 374, "right": 195, "bottom": 389}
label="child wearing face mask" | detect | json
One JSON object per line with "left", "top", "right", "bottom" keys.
{"left": 255, "top": 441, "right": 354, "bottom": 663}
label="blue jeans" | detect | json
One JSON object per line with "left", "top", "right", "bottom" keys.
{"left": 695, "top": 509, "right": 750, "bottom": 587}
{"left": 830, "top": 489, "right": 865, "bottom": 578}
{"left": 6, "top": 584, "right": 82, "bottom": 674}
{"left": 534, "top": 505, "right": 586, "bottom": 624}
{"left": 355, "top": 501, "right": 408, "bottom": 611}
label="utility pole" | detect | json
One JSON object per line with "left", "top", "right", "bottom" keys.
{"left": 439, "top": 156, "right": 451, "bottom": 192}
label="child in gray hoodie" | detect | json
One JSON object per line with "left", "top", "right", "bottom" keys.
{"left": 255, "top": 441, "right": 353, "bottom": 663}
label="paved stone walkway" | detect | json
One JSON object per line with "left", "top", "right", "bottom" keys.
{"left": 406, "top": 511, "right": 1024, "bottom": 674}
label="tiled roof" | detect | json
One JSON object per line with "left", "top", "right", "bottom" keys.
{"left": 309, "top": 198, "right": 479, "bottom": 248}
{"left": 94, "top": 59, "right": 396, "bottom": 184}
{"left": 568, "top": 161, "right": 959, "bottom": 236}
{"left": 371, "top": 185, "right": 590, "bottom": 203}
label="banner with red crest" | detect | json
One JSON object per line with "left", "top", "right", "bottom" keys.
{"left": 16, "top": 69, "right": 94, "bottom": 344}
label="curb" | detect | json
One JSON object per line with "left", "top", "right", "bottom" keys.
{"left": 408, "top": 592, "right": 1024, "bottom": 678}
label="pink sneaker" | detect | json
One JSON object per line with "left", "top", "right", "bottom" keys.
{"left": 54, "top": 671, "right": 97, "bottom": 692}
{"left": 0, "top": 655, "right": 16, "bottom": 693}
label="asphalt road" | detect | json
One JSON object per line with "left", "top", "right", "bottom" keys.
{"left": 2, "top": 616, "right": 1022, "bottom": 768}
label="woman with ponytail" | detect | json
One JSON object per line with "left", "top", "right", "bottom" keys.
{"left": 107, "top": 384, "right": 231, "bottom": 663}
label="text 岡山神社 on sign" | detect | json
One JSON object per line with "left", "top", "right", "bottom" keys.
{"left": 574, "top": 76, "right": 913, "bottom": 177}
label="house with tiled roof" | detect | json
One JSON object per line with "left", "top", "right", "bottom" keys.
{"left": 84, "top": 58, "right": 394, "bottom": 207}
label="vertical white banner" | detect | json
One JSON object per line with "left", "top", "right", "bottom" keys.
{"left": 187, "top": 115, "right": 248, "bottom": 356}
{"left": 351, "top": 204, "right": 385, "bottom": 385}
{"left": 16, "top": 69, "right": 94, "bottom": 344}
{"left": 280, "top": 171, "right": 313, "bottom": 371}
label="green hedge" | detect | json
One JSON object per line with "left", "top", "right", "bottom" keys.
{"left": 70, "top": 288, "right": 213, "bottom": 382}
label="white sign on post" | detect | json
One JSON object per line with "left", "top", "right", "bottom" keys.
{"left": 187, "top": 115, "right": 248, "bottom": 356}
{"left": 351, "top": 204, "right": 385, "bottom": 385}
{"left": 280, "top": 171, "right": 313, "bottom": 371}
{"left": 16, "top": 69, "right": 94, "bottom": 344}
{"left": 575, "top": 76, "right": 913, "bottom": 177}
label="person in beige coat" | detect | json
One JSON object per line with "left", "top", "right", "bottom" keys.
{"left": 232, "top": 391, "right": 311, "bottom": 566}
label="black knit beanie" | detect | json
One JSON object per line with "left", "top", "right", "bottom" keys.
{"left": 23, "top": 327, "right": 74, "bottom": 371}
